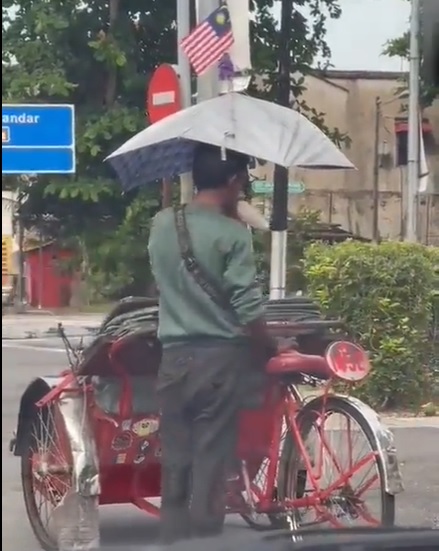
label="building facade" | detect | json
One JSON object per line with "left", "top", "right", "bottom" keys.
{"left": 2, "top": 190, "right": 17, "bottom": 289}
{"left": 252, "top": 70, "right": 439, "bottom": 244}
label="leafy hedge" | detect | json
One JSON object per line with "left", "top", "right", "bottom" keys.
{"left": 304, "top": 241, "right": 439, "bottom": 410}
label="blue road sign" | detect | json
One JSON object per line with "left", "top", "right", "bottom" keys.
{"left": 2, "top": 104, "right": 75, "bottom": 174}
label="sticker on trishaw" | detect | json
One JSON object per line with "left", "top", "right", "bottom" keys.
{"left": 131, "top": 417, "right": 159, "bottom": 437}
{"left": 139, "top": 439, "right": 151, "bottom": 452}
{"left": 133, "top": 454, "right": 146, "bottom": 464}
{"left": 121, "top": 419, "right": 132, "bottom": 431}
{"left": 111, "top": 431, "right": 133, "bottom": 451}
{"left": 114, "top": 453, "right": 127, "bottom": 464}
{"left": 325, "top": 341, "right": 371, "bottom": 382}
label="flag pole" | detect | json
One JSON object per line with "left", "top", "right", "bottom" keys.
{"left": 196, "top": 0, "right": 220, "bottom": 102}
{"left": 406, "top": 0, "right": 421, "bottom": 242}
{"left": 177, "top": 0, "right": 194, "bottom": 204}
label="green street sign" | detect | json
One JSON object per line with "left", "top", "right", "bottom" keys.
{"left": 251, "top": 180, "right": 305, "bottom": 195}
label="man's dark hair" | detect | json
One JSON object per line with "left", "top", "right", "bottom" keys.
{"left": 192, "top": 143, "right": 249, "bottom": 191}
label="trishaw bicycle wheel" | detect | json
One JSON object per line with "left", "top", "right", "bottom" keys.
{"left": 21, "top": 405, "right": 74, "bottom": 551}
{"left": 277, "top": 395, "right": 395, "bottom": 530}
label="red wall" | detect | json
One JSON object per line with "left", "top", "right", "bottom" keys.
{"left": 25, "top": 245, "right": 74, "bottom": 309}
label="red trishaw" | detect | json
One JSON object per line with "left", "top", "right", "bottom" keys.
{"left": 11, "top": 296, "right": 404, "bottom": 550}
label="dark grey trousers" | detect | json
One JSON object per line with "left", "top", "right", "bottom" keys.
{"left": 157, "top": 342, "right": 261, "bottom": 544}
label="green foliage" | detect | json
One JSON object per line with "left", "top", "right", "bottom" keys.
{"left": 3, "top": 0, "right": 348, "bottom": 300}
{"left": 253, "top": 207, "right": 323, "bottom": 294}
{"left": 383, "top": 12, "right": 439, "bottom": 107}
{"left": 2, "top": 0, "right": 171, "bottom": 203}
{"left": 427, "top": 263, "right": 439, "bottom": 401}
{"left": 85, "top": 189, "right": 161, "bottom": 301}
{"left": 2, "top": 0, "right": 173, "bottom": 298}
{"left": 2, "top": 0, "right": 348, "bottom": 202}
{"left": 304, "top": 241, "right": 439, "bottom": 409}
{"left": 286, "top": 208, "right": 322, "bottom": 292}
{"left": 249, "top": 0, "right": 350, "bottom": 147}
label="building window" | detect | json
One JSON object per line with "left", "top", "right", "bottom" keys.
{"left": 394, "top": 118, "right": 434, "bottom": 166}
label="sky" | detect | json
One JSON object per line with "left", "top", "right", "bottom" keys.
{"left": 272, "top": 0, "right": 411, "bottom": 72}
{"left": 323, "top": 0, "right": 410, "bottom": 71}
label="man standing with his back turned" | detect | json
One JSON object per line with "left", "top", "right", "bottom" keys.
{"left": 148, "top": 143, "right": 281, "bottom": 545}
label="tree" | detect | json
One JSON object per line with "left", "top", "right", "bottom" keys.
{"left": 383, "top": 1, "right": 439, "bottom": 107}
{"left": 2, "top": 0, "right": 177, "bottom": 204}
{"left": 250, "top": 0, "right": 348, "bottom": 146}
{"left": 2, "top": 0, "right": 171, "bottom": 298}
{"left": 2, "top": 0, "right": 346, "bottom": 301}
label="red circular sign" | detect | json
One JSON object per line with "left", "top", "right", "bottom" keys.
{"left": 147, "top": 64, "right": 182, "bottom": 124}
{"left": 325, "top": 341, "right": 371, "bottom": 382}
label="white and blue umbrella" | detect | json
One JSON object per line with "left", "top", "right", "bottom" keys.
{"left": 106, "top": 92, "right": 355, "bottom": 191}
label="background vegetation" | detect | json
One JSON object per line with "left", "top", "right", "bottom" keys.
{"left": 304, "top": 241, "right": 439, "bottom": 410}
{"left": 2, "top": 0, "right": 347, "bottom": 301}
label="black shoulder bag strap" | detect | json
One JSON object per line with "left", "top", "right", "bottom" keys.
{"left": 173, "top": 205, "right": 234, "bottom": 315}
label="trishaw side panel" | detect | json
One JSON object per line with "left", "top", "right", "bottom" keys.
{"left": 57, "top": 381, "right": 101, "bottom": 497}
{"left": 14, "top": 375, "right": 101, "bottom": 550}
{"left": 14, "top": 374, "right": 101, "bottom": 496}
{"left": 61, "top": 302, "right": 163, "bottom": 503}
{"left": 93, "top": 413, "right": 162, "bottom": 504}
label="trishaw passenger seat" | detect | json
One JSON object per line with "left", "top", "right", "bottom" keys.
{"left": 100, "top": 297, "right": 158, "bottom": 328}
{"left": 92, "top": 376, "right": 160, "bottom": 416}
{"left": 105, "top": 335, "right": 161, "bottom": 418}
{"left": 266, "top": 351, "right": 332, "bottom": 379}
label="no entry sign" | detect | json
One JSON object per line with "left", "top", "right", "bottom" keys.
{"left": 147, "top": 64, "right": 182, "bottom": 124}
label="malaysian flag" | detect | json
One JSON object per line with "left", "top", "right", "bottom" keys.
{"left": 181, "top": 2, "right": 234, "bottom": 76}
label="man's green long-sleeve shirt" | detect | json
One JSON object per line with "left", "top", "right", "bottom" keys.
{"left": 148, "top": 205, "right": 264, "bottom": 347}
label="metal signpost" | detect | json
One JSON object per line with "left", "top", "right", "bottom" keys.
{"left": 147, "top": 64, "right": 183, "bottom": 207}
{"left": 177, "top": 0, "right": 194, "bottom": 204}
{"left": 2, "top": 104, "right": 75, "bottom": 174}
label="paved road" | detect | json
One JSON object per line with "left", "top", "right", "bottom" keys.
{"left": 2, "top": 313, "right": 102, "bottom": 340}
{"left": 2, "top": 340, "right": 438, "bottom": 550}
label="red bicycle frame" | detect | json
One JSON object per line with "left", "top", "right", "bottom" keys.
{"left": 245, "top": 383, "right": 380, "bottom": 527}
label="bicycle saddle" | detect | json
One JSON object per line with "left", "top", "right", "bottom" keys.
{"left": 266, "top": 351, "right": 332, "bottom": 379}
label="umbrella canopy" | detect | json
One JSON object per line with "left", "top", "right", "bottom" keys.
{"left": 106, "top": 92, "right": 355, "bottom": 191}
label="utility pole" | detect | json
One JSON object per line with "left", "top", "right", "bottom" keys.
{"left": 269, "top": 0, "right": 293, "bottom": 300}
{"left": 372, "top": 97, "right": 381, "bottom": 242}
{"left": 177, "top": 0, "right": 194, "bottom": 204}
{"left": 406, "top": 0, "right": 421, "bottom": 242}
{"left": 15, "top": 189, "right": 25, "bottom": 311}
